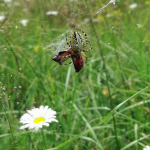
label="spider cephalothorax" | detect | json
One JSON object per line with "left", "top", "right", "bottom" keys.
{"left": 52, "top": 29, "right": 92, "bottom": 72}
{"left": 70, "top": 31, "right": 87, "bottom": 53}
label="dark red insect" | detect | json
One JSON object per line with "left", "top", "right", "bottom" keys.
{"left": 52, "top": 50, "right": 84, "bottom": 72}
{"left": 52, "top": 50, "right": 71, "bottom": 65}
{"left": 71, "top": 53, "right": 83, "bottom": 72}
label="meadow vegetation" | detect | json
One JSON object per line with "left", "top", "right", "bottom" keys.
{"left": 0, "top": 0, "right": 150, "bottom": 149}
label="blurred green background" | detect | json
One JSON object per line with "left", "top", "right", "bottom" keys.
{"left": 0, "top": 0, "right": 150, "bottom": 149}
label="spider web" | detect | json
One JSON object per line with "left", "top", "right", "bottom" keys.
{"left": 0, "top": 0, "right": 150, "bottom": 77}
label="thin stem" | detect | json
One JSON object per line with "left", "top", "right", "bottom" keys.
{"left": 28, "top": 133, "right": 35, "bottom": 150}
{"left": 5, "top": 39, "right": 20, "bottom": 70}
{"left": 0, "top": 100, "right": 14, "bottom": 139}
{"left": 84, "top": 0, "right": 120, "bottom": 149}
{"left": 35, "top": 132, "right": 44, "bottom": 150}
{"left": 41, "top": 128, "right": 47, "bottom": 148}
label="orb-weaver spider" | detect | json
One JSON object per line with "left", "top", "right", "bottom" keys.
{"left": 52, "top": 29, "right": 92, "bottom": 72}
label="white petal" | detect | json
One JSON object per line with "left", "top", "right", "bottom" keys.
{"left": 20, "top": 124, "right": 31, "bottom": 129}
{"left": 143, "top": 146, "right": 150, "bottom": 150}
{"left": 146, "top": 146, "right": 150, "bottom": 150}
{"left": 42, "top": 106, "right": 49, "bottom": 117}
{"left": 27, "top": 110, "right": 35, "bottom": 117}
{"left": 20, "top": 113, "right": 30, "bottom": 118}
{"left": 20, "top": 114, "right": 34, "bottom": 122}
{"left": 20, "top": 120, "right": 33, "bottom": 124}
{"left": 20, "top": 113, "right": 33, "bottom": 119}
{"left": 45, "top": 115, "right": 56, "bottom": 120}
{"left": 45, "top": 118, "right": 58, "bottom": 123}
{"left": 45, "top": 109, "right": 56, "bottom": 119}
{"left": 40, "top": 105, "right": 44, "bottom": 111}
{"left": 32, "top": 109, "right": 41, "bottom": 118}
{"left": 35, "top": 126, "right": 40, "bottom": 132}
{"left": 43, "top": 122, "right": 49, "bottom": 126}
{"left": 40, "top": 106, "right": 48, "bottom": 117}
{"left": 29, "top": 126, "right": 34, "bottom": 129}
{"left": 38, "top": 123, "right": 43, "bottom": 128}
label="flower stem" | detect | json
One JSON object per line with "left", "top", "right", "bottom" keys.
{"left": 41, "top": 129, "right": 46, "bottom": 148}
{"left": 35, "top": 132, "right": 44, "bottom": 150}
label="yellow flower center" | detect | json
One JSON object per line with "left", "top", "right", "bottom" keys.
{"left": 34, "top": 117, "right": 45, "bottom": 124}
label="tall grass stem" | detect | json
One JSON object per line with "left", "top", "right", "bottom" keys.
{"left": 84, "top": 0, "right": 120, "bottom": 149}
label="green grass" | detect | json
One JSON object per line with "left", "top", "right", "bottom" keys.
{"left": 0, "top": 0, "right": 150, "bottom": 149}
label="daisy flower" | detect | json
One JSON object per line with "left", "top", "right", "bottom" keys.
{"left": 46, "top": 11, "right": 58, "bottom": 16}
{"left": 0, "top": 15, "right": 5, "bottom": 21}
{"left": 143, "top": 146, "right": 150, "bottom": 150}
{"left": 19, "top": 19, "right": 29, "bottom": 27}
{"left": 20, "top": 105, "right": 58, "bottom": 132}
{"left": 129, "top": 3, "right": 137, "bottom": 9}
{"left": 4, "top": 0, "right": 11, "bottom": 3}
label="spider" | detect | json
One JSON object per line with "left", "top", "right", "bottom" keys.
{"left": 52, "top": 29, "right": 92, "bottom": 72}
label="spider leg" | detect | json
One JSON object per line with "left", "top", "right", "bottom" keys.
{"left": 77, "top": 28, "right": 87, "bottom": 40}
{"left": 76, "top": 28, "right": 92, "bottom": 52}
{"left": 82, "top": 40, "right": 92, "bottom": 52}
{"left": 62, "top": 61, "right": 73, "bottom": 65}
{"left": 77, "top": 28, "right": 88, "bottom": 46}
{"left": 81, "top": 52, "right": 88, "bottom": 63}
